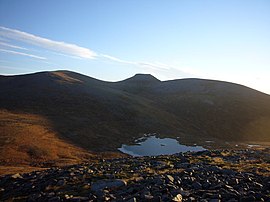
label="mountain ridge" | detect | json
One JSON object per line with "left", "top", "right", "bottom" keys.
{"left": 0, "top": 70, "right": 270, "bottom": 170}
{"left": 2, "top": 70, "right": 268, "bottom": 96}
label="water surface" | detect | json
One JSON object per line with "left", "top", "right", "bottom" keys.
{"left": 118, "top": 135, "right": 205, "bottom": 156}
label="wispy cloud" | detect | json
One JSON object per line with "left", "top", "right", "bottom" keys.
{"left": 0, "top": 41, "right": 28, "bottom": 50}
{"left": 51, "top": 51, "right": 84, "bottom": 60}
{"left": 100, "top": 54, "right": 135, "bottom": 65}
{"left": 0, "top": 26, "right": 97, "bottom": 59}
{"left": 0, "top": 26, "right": 197, "bottom": 79}
{"left": 0, "top": 48, "right": 46, "bottom": 60}
{"left": 100, "top": 54, "right": 172, "bottom": 71}
{"left": 137, "top": 62, "right": 171, "bottom": 70}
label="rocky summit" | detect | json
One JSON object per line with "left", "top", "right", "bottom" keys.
{"left": 0, "top": 149, "right": 270, "bottom": 201}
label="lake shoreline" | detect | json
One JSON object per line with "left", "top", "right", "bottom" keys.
{"left": 118, "top": 135, "right": 206, "bottom": 156}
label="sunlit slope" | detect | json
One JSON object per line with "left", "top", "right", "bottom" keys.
{"left": 0, "top": 110, "right": 95, "bottom": 172}
{"left": 1, "top": 70, "right": 270, "bottom": 153}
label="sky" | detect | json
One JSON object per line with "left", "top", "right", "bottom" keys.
{"left": 0, "top": 0, "right": 269, "bottom": 94}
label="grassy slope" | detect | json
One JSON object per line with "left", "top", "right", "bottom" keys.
{"left": 0, "top": 110, "right": 123, "bottom": 175}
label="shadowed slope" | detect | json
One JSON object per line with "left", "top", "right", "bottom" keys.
{"left": 142, "top": 79, "right": 270, "bottom": 140}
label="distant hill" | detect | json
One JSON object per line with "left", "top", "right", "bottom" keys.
{"left": 1, "top": 70, "right": 270, "bottom": 161}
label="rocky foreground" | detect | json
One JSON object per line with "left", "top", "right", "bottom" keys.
{"left": 0, "top": 149, "right": 270, "bottom": 202}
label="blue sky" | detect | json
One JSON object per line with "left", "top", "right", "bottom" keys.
{"left": 0, "top": 0, "right": 270, "bottom": 94}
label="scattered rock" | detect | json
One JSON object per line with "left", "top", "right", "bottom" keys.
{"left": 91, "top": 179, "right": 127, "bottom": 192}
{"left": 192, "top": 182, "right": 202, "bottom": 189}
{"left": 0, "top": 149, "right": 269, "bottom": 201}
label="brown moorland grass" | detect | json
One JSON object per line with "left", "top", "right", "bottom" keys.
{"left": 0, "top": 110, "right": 125, "bottom": 175}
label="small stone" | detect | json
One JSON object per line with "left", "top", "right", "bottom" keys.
{"left": 203, "top": 180, "right": 211, "bottom": 189}
{"left": 254, "top": 192, "right": 264, "bottom": 200}
{"left": 209, "top": 199, "right": 221, "bottom": 202}
{"left": 211, "top": 194, "right": 222, "bottom": 199}
{"left": 48, "top": 196, "right": 61, "bottom": 202}
{"left": 56, "top": 179, "right": 66, "bottom": 186}
{"left": 209, "top": 166, "right": 221, "bottom": 173}
{"left": 69, "top": 172, "right": 75, "bottom": 176}
{"left": 161, "top": 194, "right": 170, "bottom": 201}
{"left": 70, "top": 196, "right": 89, "bottom": 201}
{"left": 28, "top": 193, "right": 41, "bottom": 202}
{"left": 179, "top": 190, "right": 190, "bottom": 197}
{"left": 226, "top": 199, "right": 238, "bottom": 202}
{"left": 224, "top": 185, "right": 234, "bottom": 190}
{"left": 211, "top": 182, "right": 224, "bottom": 189}
{"left": 47, "top": 192, "right": 55, "bottom": 197}
{"left": 91, "top": 179, "right": 127, "bottom": 192}
{"left": 87, "top": 169, "right": 93, "bottom": 173}
{"left": 69, "top": 198, "right": 80, "bottom": 202}
{"left": 65, "top": 194, "right": 71, "bottom": 199}
{"left": 172, "top": 194, "right": 182, "bottom": 202}
{"left": 82, "top": 184, "right": 90, "bottom": 189}
{"left": 240, "top": 196, "right": 256, "bottom": 202}
{"left": 192, "top": 182, "right": 202, "bottom": 189}
{"left": 11, "top": 173, "right": 23, "bottom": 179}
{"left": 166, "top": 175, "right": 174, "bottom": 183}
{"left": 104, "top": 196, "right": 110, "bottom": 201}
{"left": 222, "top": 169, "right": 235, "bottom": 175}
{"left": 253, "top": 182, "right": 263, "bottom": 189}
{"left": 187, "top": 197, "right": 196, "bottom": 202}
{"left": 134, "top": 177, "right": 144, "bottom": 182}
{"left": 144, "top": 194, "right": 154, "bottom": 200}
{"left": 233, "top": 178, "right": 239, "bottom": 185}
{"left": 127, "top": 197, "right": 137, "bottom": 202}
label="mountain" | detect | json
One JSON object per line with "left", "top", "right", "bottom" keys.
{"left": 1, "top": 70, "right": 270, "bottom": 169}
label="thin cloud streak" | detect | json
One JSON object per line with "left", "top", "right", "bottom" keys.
{"left": 0, "top": 36, "right": 9, "bottom": 42}
{"left": 0, "top": 26, "right": 97, "bottom": 59}
{"left": 100, "top": 54, "right": 171, "bottom": 70}
{"left": 0, "top": 65, "right": 34, "bottom": 71}
{"left": 138, "top": 62, "right": 171, "bottom": 70}
{"left": 51, "top": 51, "right": 84, "bottom": 60}
{"left": 0, "top": 49, "right": 46, "bottom": 60}
{"left": 0, "top": 41, "right": 28, "bottom": 50}
{"left": 100, "top": 54, "right": 135, "bottom": 65}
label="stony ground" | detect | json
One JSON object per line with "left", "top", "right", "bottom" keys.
{"left": 0, "top": 149, "right": 270, "bottom": 202}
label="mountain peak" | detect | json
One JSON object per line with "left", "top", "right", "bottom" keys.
{"left": 128, "top": 73, "right": 161, "bottom": 83}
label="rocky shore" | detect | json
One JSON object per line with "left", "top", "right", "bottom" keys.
{"left": 0, "top": 149, "right": 269, "bottom": 201}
